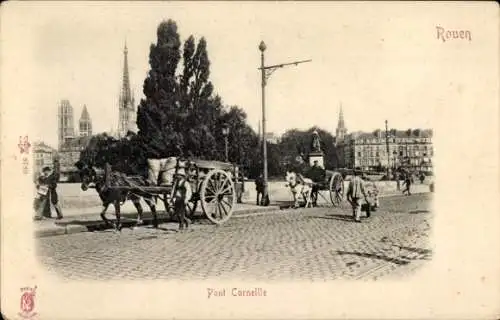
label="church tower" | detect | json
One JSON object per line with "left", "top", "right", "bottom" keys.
{"left": 58, "top": 99, "right": 75, "bottom": 149}
{"left": 335, "top": 103, "right": 347, "bottom": 146}
{"left": 79, "top": 104, "right": 92, "bottom": 137}
{"left": 118, "top": 42, "right": 136, "bottom": 138}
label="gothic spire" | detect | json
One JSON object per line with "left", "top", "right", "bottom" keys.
{"left": 121, "top": 41, "right": 132, "bottom": 104}
{"left": 80, "top": 104, "right": 90, "bottom": 120}
{"left": 337, "top": 102, "right": 345, "bottom": 129}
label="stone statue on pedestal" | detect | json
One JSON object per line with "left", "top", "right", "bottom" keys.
{"left": 311, "top": 130, "right": 322, "bottom": 153}
{"left": 308, "top": 130, "right": 325, "bottom": 169}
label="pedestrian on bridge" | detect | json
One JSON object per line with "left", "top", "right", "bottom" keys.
{"left": 402, "top": 174, "right": 412, "bottom": 196}
{"left": 346, "top": 168, "right": 368, "bottom": 223}
{"left": 34, "top": 158, "right": 63, "bottom": 220}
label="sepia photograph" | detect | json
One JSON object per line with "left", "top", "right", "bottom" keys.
{"left": 1, "top": 1, "right": 499, "bottom": 319}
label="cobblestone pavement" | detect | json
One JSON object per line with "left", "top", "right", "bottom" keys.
{"left": 37, "top": 194, "right": 433, "bottom": 281}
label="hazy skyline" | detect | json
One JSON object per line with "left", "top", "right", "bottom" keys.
{"left": 3, "top": 2, "right": 481, "bottom": 148}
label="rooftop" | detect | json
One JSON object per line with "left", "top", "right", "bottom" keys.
{"left": 60, "top": 135, "right": 92, "bottom": 150}
{"left": 33, "top": 141, "right": 57, "bottom": 152}
{"left": 349, "top": 128, "right": 433, "bottom": 140}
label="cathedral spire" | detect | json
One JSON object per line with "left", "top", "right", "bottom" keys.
{"left": 121, "top": 41, "right": 132, "bottom": 103}
{"left": 337, "top": 102, "right": 345, "bottom": 129}
{"left": 335, "top": 102, "right": 347, "bottom": 146}
{"left": 80, "top": 104, "right": 90, "bottom": 120}
{"left": 118, "top": 41, "right": 137, "bottom": 138}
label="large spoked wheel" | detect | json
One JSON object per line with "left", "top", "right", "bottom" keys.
{"left": 200, "top": 169, "right": 235, "bottom": 225}
{"left": 329, "top": 172, "right": 344, "bottom": 207}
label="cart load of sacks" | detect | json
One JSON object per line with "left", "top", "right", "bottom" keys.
{"left": 146, "top": 157, "right": 181, "bottom": 186}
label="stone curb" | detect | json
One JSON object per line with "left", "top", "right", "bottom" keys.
{"left": 34, "top": 205, "right": 282, "bottom": 238}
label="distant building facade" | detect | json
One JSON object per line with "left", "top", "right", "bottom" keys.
{"left": 118, "top": 43, "right": 137, "bottom": 138}
{"left": 57, "top": 100, "right": 93, "bottom": 180}
{"left": 340, "top": 128, "right": 434, "bottom": 172}
{"left": 265, "top": 132, "right": 280, "bottom": 144}
{"left": 33, "top": 141, "right": 57, "bottom": 178}
{"left": 333, "top": 106, "right": 433, "bottom": 172}
{"left": 58, "top": 136, "right": 92, "bottom": 181}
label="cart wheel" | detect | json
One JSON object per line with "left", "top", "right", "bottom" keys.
{"left": 329, "top": 172, "right": 344, "bottom": 207}
{"left": 200, "top": 169, "right": 235, "bottom": 224}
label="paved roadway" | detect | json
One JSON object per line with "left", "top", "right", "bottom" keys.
{"left": 37, "top": 193, "right": 433, "bottom": 281}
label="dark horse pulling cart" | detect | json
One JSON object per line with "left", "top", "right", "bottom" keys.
{"left": 100, "top": 158, "right": 238, "bottom": 225}
{"left": 76, "top": 157, "right": 239, "bottom": 231}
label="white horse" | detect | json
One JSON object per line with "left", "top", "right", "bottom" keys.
{"left": 285, "top": 170, "right": 314, "bottom": 208}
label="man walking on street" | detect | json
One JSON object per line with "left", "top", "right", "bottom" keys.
{"left": 402, "top": 174, "right": 412, "bottom": 196}
{"left": 346, "top": 168, "right": 368, "bottom": 223}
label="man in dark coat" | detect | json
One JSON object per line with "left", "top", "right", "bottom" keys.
{"left": 34, "top": 158, "right": 63, "bottom": 220}
{"left": 402, "top": 174, "right": 412, "bottom": 196}
{"left": 255, "top": 174, "right": 265, "bottom": 205}
{"left": 308, "top": 161, "right": 325, "bottom": 206}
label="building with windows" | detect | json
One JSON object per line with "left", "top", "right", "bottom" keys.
{"left": 333, "top": 106, "right": 433, "bottom": 172}
{"left": 57, "top": 100, "right": 93, "bottom": 179}
{"left": 58, "top": 136, "right": 92, "bottom": 181}
{"left": 33, "top": 141, "right": 57, "bottom": 179}
{"left": 340, "top": 128, "right": 433, "bottom": 172}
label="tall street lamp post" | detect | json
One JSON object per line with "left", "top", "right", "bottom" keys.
{"left": 222, "top": 125, "right": 230, "bottom": 162}
{"left": 384, "top": 120, "right": 390, "bottom": 178}
{"left": 258, "top": 40, "right": 311, "bottom": 206}
{"left": 392, "top": 151, "right": 398, "bottom": 171}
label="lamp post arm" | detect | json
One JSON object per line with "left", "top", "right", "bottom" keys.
{"left": 259, "top": 59, "right": 312, "bottom": 84}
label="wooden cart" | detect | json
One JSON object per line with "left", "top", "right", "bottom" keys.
{"left": 308, "top": 169, "right": 345, "bottom": 207}
{"left": 103, "top": 158, "right": 238, "bottom": 225}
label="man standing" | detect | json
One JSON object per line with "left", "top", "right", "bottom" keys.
{"left": 308, "top": 160, "right": 324, "bottom": 207}
{"left": 346, "top": 168, "right": 368, "bottom": 223}
{"left": 172, "top": 161, "right": 193, "bottom": 230}
{"left": 34, "top": 158, "right": 63, "bottom": 220}
{"left": 255, "top": 174, "right": 265, "bottom": 205}
{"left": 402, "top": 174, "right": 412, "bottom": 196}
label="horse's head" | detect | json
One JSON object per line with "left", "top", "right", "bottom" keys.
{"left": 75, "top": 160, "right": 97, "bottom": 191}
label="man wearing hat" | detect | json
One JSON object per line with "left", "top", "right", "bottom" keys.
{"left": 34, "top": 158, "right": 63, "bottom": 220}
{"left": 172, "top": 159, "right": 193, "bottom": 230}
{"left": 346, "top": 167, "right": 368, "bottom": 223}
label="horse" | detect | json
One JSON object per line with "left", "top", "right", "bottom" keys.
{"left": 285, "top": 170, "right": 314, "bottom": 208}
{"left": 75, "top": 160, "right": 159, "bottom": 231}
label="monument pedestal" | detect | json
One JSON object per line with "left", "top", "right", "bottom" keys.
{"left": 308, "top": 152, "right": 325, "bottom": 169}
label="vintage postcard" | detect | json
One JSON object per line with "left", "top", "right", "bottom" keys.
{"left": 1, "top": 1, "right": 499, "bottom": 319}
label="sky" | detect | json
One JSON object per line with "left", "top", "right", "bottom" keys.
{"left": 2, "top": 2, "right": 494, "bottom": 148}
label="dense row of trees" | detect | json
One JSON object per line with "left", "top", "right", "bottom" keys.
{"left": 79, "top": 19, "right": 340, "bottom": 179}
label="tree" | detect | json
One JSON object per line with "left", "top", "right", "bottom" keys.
{"left": 219, "top": 106, "right": 260, "bottom": 165}
{"left": 180, "top": 36, "right": 221, "bottom": 158}
{"left": 136, "top": 19, "right": 183, "bottom": 158}
{"left": 78, "top": 133, "right": 147, "bottom": 175}
{"left": 279, "top": 127, "right": 338, "bottom": 170}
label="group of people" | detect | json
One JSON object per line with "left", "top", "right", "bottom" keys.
{"left": 257, "top": 163, "right": 383, "bottom": 224}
